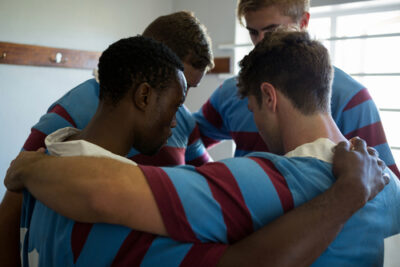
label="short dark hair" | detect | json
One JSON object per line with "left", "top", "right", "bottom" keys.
{"left": 142, "top": 11, "right": 214, "bottom": 71}
{"left": 238, "top": 29, "right": 333, "bottom": 115}
{"left": 98, "top": 36, "right": 184, "bottom": 105}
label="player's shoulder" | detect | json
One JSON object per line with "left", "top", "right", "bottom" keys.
{"left": 332, "top": 66, "right": 365, "bottom": 95}
{"left": 46, "top": 78, "right": 100, "bottom": 128}
{"left": 173, "top": 104, "right": 196, "bottom": 138}
{"left": 209, "top": 76, "right": 246, "bottom": 111}
{"left": 176, "top": 104, "right": 195, "bottom": 123}
{"left": 49, "top": 79, "right": 100, "bottom": 110}
{"left": 213, "top": 76, "right": 239, "bottom": 97}
{"left": 247, "top": 152, "right": 332, "bottom": 173}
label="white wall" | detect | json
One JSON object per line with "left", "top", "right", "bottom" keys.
{"left": 173, "top": 0, "right": 238, "bottom": 161}
{"left": 0, "top": 0, "right": 241, "bottom": 198}
{"left": 0, "top": 0, "right": 174, "bottom": 198}
{"left": 311, "top": 0, "right": 372, "bottom": 6}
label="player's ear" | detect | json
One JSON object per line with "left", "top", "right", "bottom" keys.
{"left": 134, "top": 82, "right": 153, "bottom": 111}
{"left": 260, "top": 82, "right": 277, "bottom": 112}
{"left": 300, "top": 12, "right": 310, "bottom": 29}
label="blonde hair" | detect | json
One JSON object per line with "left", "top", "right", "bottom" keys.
{"left": 237, "top": 0, "right": 310, "bottom": 25}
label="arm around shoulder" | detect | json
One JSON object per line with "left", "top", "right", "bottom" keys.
{"left": 5, "top": 152, "right": 167, "bottom": 236}
{"left": 0, "top": 191, "right": 23, "bottom": 266}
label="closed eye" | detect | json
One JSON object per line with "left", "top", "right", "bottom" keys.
{"left": 247, "top": 29, "right": 258, "bottom": 36}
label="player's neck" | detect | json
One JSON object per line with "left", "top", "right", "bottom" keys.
{"left": 71, "top": 102, "right": 135, "bottom": 156}
{"left": 281, "top": 112, "right": 347, "bottom": 153}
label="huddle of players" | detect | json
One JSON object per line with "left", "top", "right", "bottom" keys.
{"left": 2, "top": 0, "right": 399, "bottom": 266}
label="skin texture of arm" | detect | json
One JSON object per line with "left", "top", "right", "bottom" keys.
{"left": 4, "top": 139, "right": 388, "bottom": 266}
{"left": 0, "top": 191, "right": 22, "bottom": 267}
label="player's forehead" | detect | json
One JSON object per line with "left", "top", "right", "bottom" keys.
{"left": 244, "top": 5, "right": 295, "bottom": 30}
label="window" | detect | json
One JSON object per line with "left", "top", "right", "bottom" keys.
{"left": 308, "top": 0, "right": 400, "bottom": 166}
{"left": 230, "top": 0, "right": 400, "bottom": 166}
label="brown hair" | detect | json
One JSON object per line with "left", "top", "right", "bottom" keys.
{"left": 143, "top": 11, "right": 214, "bottom": 71}
{"left": 237, "top": 0, "right": 310, "bottom": 25}
{"left": 238, "top": 28, "right": 333, "bottom": 115}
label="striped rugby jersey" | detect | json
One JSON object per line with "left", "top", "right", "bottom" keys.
{"left": 140, "top": 139, "right": 400, "bottom": 266}
{"left": 194, "top": 66, "right": 400, "bottom": 177}
{"left": 20, "top": 128, "right": 226, "bottom": 267}
{"left": 22, "top": 78, "right": 210, "bottom": 166}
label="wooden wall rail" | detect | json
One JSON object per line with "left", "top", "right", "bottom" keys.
{"left": 0, "top": 41, "right": 230, "bottom": 73}
{"left": 210, "top": 57, "right": 230, "bottom": 74}
{"left": 0, "top": 42, "right": 101, "bottom": 69}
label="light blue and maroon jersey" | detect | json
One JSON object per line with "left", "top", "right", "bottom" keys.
{"left": 140, "top": 152, "right": 400, "bottom": 266}
{"left": 20, "top": 189, "right": 227, "bottom": 267}
{"left": 19, "top": 79, "right": 214, "bottom": 266}
{"left": 22, "top": 78, "right": 210, "bottom": 166}
{"left": 194, "top": 67, "right": 400, "bottom": 177}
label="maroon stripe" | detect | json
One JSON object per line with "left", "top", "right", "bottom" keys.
{"left": 180, "top": 243, "right": 228, "bottom": 267}
{"left": 344, "top": 121, "right": 387, "bottom": 147}
{"left": 111, "top": 231, "right": 156, "bottom": 266}
{"left": 130, "top": 147, "right": 185, "bottom": 166}
{"left": 139, "top": 165, "right": 198, "bottom": 242}
{"left": 200, "top": 133, "right": 220, "bottom": 148}
{"left": 231, "top": 132, "right": 269, "bottom": 152}
{"left": 389, "top": 164, "right": 400, "bottom": 179}
{"left": 22, "top": 128, "right": 47, "bottom": 151}
{"left": 202, "top": 99, "right": 223, "bottom": 129}
{"left": 187, "top": 153, "right": 210, "bottom": 167}
{"left": 48, "top": 104, "right": 77, "bottom": 128}
{"left": 343, "top": 88, "right": 372, "bottom": 111}
{"left": 196, "top": 162, "right": 253, "bottom": 242}
{"left": 188, "top": 125, "right": 201, "bottom": 146}
{"left": 250, "top": 157, "right": 294, "bottom": 212}
{"left": 71, "top": 223, "right": 93, "bottom": 263}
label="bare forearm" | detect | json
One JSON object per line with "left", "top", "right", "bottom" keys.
{"left": 218, "top": 181, "right": 364, "bottom": 267}
{"left": 0, "top": 191, "right": 22, "bottom": 267}
{"left": 19, "top": 155, "right": 166, "bottom": 235}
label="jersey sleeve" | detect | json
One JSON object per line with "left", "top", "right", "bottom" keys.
{"left": 139, "top": 156, "right": 292, "bottom": 244}
{"left": 330, "top": 68, "right": 399, "bottom": 178}
{"left": 185, "top": 124, "right": 213, "bottom": 166}
{"left": 194, "top": 79, "right": 237, "bottom": 148}
{"left": 341, "top": 94, "right": 399, "bottom": 177}
{"left": 386, "top": 169, "right": 400, "bottom": 233}
{"left": 113, "top": 236, "right": 227, "bottom": 267}
{"left": 22, "top": 104, "right": 77, "bottom": 151}
{"left": 22, "top": 79, "right": 99, "bottom": 152}
{"left": 177, "top": 105, "right": 212, "bottom": 166}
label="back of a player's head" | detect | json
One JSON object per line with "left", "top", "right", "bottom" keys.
{"left": 237, "top": 0, "right": 310, "bottom": 25}
{"left": 238, "top": 28, "right": 333, "bottom": 115}
{"left": 98, "top": 36, "right": 184, "bottom": 105}
{"left": 142, "top": 11, "right": 214, "bottom": 71}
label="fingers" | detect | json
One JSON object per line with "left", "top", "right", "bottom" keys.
{"left": 383, "top": 173, "right": 390, "bottom": 185}
{"left": 349, "top": 137, "right": 367, "bottom": 152}
{"left": 377, "top": 158, "right": 386, "bottom": 170}
{"left": 332, "top": 141, "right": 350, "bottom": 153}
{"left": 37, "top": 147, "right": 46, "bottom": 153}
{"left": 367, "top": 147, "right": 379, "bottom": 157}
{"left": 334, "top": 137, "right": 391, "bottom": 203}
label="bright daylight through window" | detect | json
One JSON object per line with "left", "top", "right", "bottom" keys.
{"left": 232, "top": 0, "right": 400, "bottom": 167}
